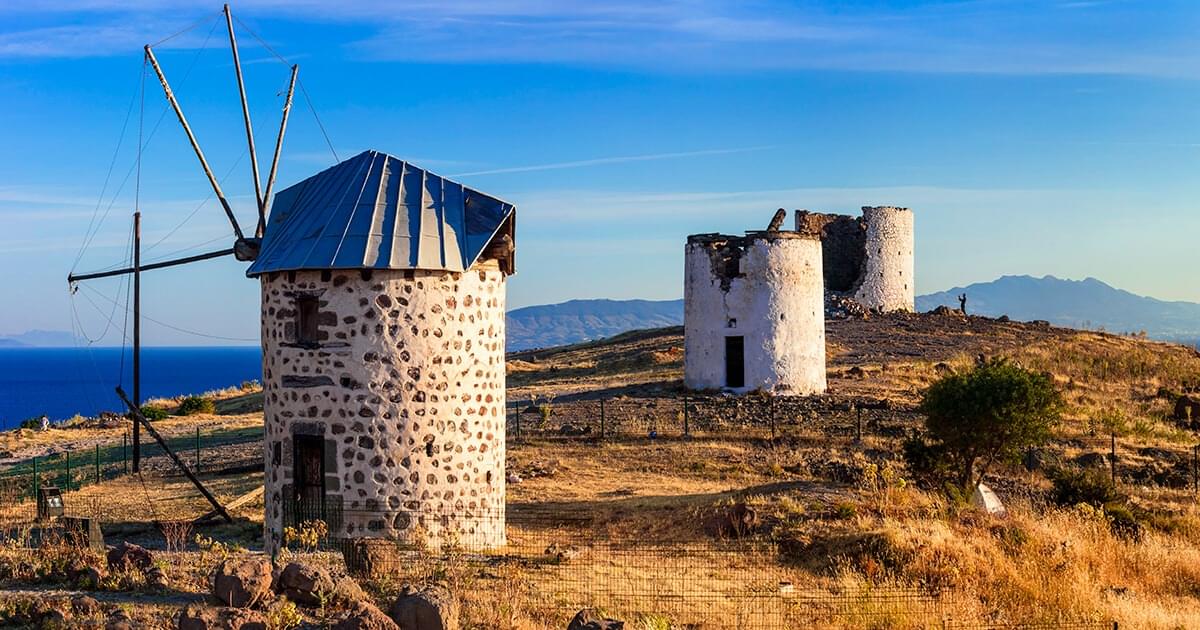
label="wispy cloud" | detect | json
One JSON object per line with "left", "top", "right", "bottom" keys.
{"left": 449, "top": 146, "right": 771, "bottom": 178}
{"left": 0, "top": 1, "right": 1196, "bottom": 77}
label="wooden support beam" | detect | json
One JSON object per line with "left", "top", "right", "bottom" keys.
{"left": 115, "top": 386, "right": 232, "bottom": 523}
{"left": 260, "top": 64, "right": 299, "bottom": 239}
{"left": 68, "top": 248, "right": 234, "bottom": 283}
{"left": 144, "top": 45, "right": 245, "bottom": 241}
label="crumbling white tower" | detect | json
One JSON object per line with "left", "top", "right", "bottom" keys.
{"left": 248, "top": 150, "right": 515, "bottom": 553}
{"left": 684, "top": 220, "right": 827, "bottom": 395}
{"left": 795, "top": 206, "right": 915, "bottom": 313}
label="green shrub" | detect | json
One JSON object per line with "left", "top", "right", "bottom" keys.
{"left": 140, "top": 406, "right": 169, "bottom": 421}
{"left": 175, "top": 396, "right": 214, "bottom": 416}
{"left": 1048, "top": 467, "right": 1123, "bottom": 508}
{"left": 901, "top": 433, "right": 952, "bottom": 487}
{"left": 18, "top": 417, "right": 43, "bottom": 430}
{"left": 916, "top": 358, "right": 1064, "bottom": 491}
{"left": 1103, "top": 502, "right": 1143, "bottom": 540}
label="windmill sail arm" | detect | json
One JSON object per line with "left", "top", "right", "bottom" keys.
{"left": 144, "top": 45, "right": 245, "bottom": 241}
{"left": 68, "top": 248, "right": 235, "bottom": 284}
{"left": 260, "top": 64, "right": 299, "bottom": 239}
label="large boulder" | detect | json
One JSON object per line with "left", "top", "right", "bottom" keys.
{"left": 107, "top": 541, "right": 153, "bottom": 572}
{"left": 388, "top": 584, "right": 459, "bottom": 630}
{"left": 213, "top": 557, "right": 274, "bottom": 608}
{"left": 274, "top": 562, "right": 335, "bottom": 607}
{"left": 701, "top": 502, "right": 760, "bottom": 539}
{"left": 344, "top": 538, "right": 399, "bottom": 579}
{"left": 177, "top": 604, "right": 267, "bottom": 630}
{"left": 567, "top": 609, "right": 624, "bottom": 630}
{"left": 331, "top": 601, "right": 401, "bottom": 630}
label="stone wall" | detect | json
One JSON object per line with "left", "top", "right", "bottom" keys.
{"left": 683, "top": 232, "right": 826, "bottom": 395}
{"left": 260, "top": 261, "right": 506, "bottom": 552}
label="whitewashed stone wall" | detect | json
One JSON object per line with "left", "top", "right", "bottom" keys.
{"left": 853, "top": 206, "right": 914, "bottom": 312}
{"left": 683, "top": 233, "right": 826, "bottom": 395}
{"left": 259, "top": 261, "right": 506, "bottom": 552}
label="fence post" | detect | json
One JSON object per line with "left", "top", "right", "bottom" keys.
{"left": 123, "top": 431, "right": 128, "bottom": 474}
{"left": 682, "top": 397, "right": 690, "bottom": 437}
{"left": 31, "top": 456, "right": 37, "bottom": 500}
{"left": 599, "top": 398, "right": 606, "bottom": 440}
{"left": 855, "top": 405, "right": 863, "bottom": 442}
{"left": 95, "top": 444, "right": 100, "bottom": 484}
{"left": 196, "top": 427, "right": 201, "bottom": 473}
{"left": 65, "top": 451, "right": 71, "bottom": 492}
{"left": 1110, "top": 432, "right": 1117, "bottom": 485}
{"left": 515, "top": 400, "right": 521, "bottom": 441}
{"left": 769, "top": 397, "right": 777, "bottom": 440}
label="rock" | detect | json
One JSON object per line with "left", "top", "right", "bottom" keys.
{"left": 71, "top": 595, "right": 101, "bottom": 617}
{"left": 213, "top": 557, "right": 274, "bottom": 608}
{"left": 42, "top": 609, "right": 71, "bottom": 629}
{"left": 702, "top": 502, "right": 760, "bottom": 538}
{"left": 558, "top": 424, "right": 591, "bottom": 436}
{"left": 1072, "top": 452, "right": 1109, "bottom": 469}
{"left": 107, "top": 541, "right": 153, "bottom": 572}
{"left": 566, "top": 608, "right": 624, "bottom": 630}
{"left": 544, "top": 542, "right": 579, "bottom": 563}
{"left": 274, "top": 562, "right": 335, "bottom": 607}
{"left": 933, "top": 362, "right": 953, "bottom": 375}
{"left": 971, "top": 482, "right": 1007, "bottom": 517}
{"left": 106, "top": 609, "right": 137, "bottom": 630}
{"left": 177, "top": 604, "right": 267, "bottom": 630}
{"left": 1022, "top": 448, "right": 1061, "bottom": 472}
{"left": 1030, "top": 319, "right": 1051, "bottom": 328}
{"left": 331, "top": 601, "right": 401, "bottom": 630}
{"left": 345, "top": 538, "right": 399, "bottom": 580}
{"left": 388, "top": 584, "right": 459, "bottom": 630}
{"left": 506, "top": 473, "right": 522, "bottom": 484}
{"left": 997, "top": 315, "right": 1010, "bottom": 322}
{"left": 146, "top": 566, "right": 170, "bottom": 590}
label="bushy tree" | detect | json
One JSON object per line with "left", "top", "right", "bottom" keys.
{"left": 911, "top": 358, "right": 1064, "bottom": 491}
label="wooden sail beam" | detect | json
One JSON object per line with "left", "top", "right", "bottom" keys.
{"left": 224, "top": 4, "right": 264, "bottom": 222}
{"left": 144, "top": 45, "right": 245, "bottom": 241}
{"left": 68, "top": 248, "right": 234, "bottom": 283}
{"left": 116, "top": 386, "right": 233, "bottom": 523}
{"left": 260, "top": 64, "right": 299, "bottom": 238}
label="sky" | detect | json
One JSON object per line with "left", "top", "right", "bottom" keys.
{"left": 0, "top": 0, "right": 1197, "bottom": 346}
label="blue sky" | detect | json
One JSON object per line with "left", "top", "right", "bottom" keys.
{"left": 0, "top": 0, "right": 1197, "bottom": 345}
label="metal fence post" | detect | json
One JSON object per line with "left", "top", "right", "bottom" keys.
{"left": 1111, "top": 432, "right": 1117, "bottom": 485}
{"left": 123, "top": 431, "right": 128, "bottom": 474}
{"left": 65, "top": 451, "right": 71, "bottom": 492}
{"left": 95, "top": 444, "right": 100, "bottom": 484}
{"left": 599, "top": 398, "right": 606, "bottom": 439}
{"left": 515, "top": 400, "right": 521, "bottom": 440}
{"left": 31, "top": 456, "right": 37, "bottom": 500}
{"left": 196, "top": 427, "right": 201, "bottom": 472}
{"left": 856, "top": 405, "right": 863, "bottom": 442}
{"left": 682, "top": 397, "right": 690, "bottom": 437}
{"left": 769, "top": 398, "right": 777, "bottom": 440}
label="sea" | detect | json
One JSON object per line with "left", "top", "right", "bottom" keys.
{"left": 0, "top": 346, "right": 262, "bottom": 428}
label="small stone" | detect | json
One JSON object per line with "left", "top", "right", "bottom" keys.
{"left": 331, "top": 601, "right": 400, "bottom": 630}
{"left": 274, "top": 562, "right": 335, "bottom": 607}
{"left": 506, "top": 473, "right": 522, "bottom": 485}
{"left": 71, "top": 595, "right": 101, "bottom": 617}
{"left": 566, "top": 608, "right": 624, "bottom": 630}
{"left": 177, "top": 604, "right": 268, "bottom": 630}
{"left": 106, "top": 541, "right": 153, "bottom": 572}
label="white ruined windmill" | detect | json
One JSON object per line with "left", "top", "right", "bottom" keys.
{"left": 67, "top": 4, "right": 300, "bottom": 522}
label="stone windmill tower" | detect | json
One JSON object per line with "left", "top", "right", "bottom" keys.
{"left": 246, "top": 150, "right": 516, "bottom": 552}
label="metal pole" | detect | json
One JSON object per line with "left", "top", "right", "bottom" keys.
{"left": 261, "top": 64, "right": 299, "bottom": 237}
{"left": 122, "top": 431, "right": 128, "bottom": 474}
{"left": 224, "top": 4, "right": 264, "bottom": 222}
{"left": 682, "top": 397, "right": 690, "bottom": 437}
{"left": 133, "top": 212, "right": 141, "bottom": 473}
{"left": 65, "top": 451, "right": 71, "bottom": 492}
{"left": 770, "top": 398, "right": 777, "bottom": 440}
{"left": 143, "top": 46, "right": 244, "bottom": 240}
{"left": 31, "top": 456, "right": 37, "bottom": 500}
{"left": 1110, "top": 432, "right": 1117, "bottom": 485}
{"left": 196, "top": 427, "right": 201, "bottom": 472}
{"left": 95, "top": 444, "right": 100, "bottom": 484}
{"left": 856, "top": 406, "right": 863, "bottom": 442}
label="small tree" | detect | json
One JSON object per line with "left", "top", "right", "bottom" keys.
{"left": 914, "top": 358, "right": 1063, "bottom": 491}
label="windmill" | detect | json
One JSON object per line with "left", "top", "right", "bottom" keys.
{"left": 67, "top": 5, "right": 300, "bottom": 522}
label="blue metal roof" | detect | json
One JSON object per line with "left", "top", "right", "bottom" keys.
{"left": 247, "top": 150, "right": 515, "bottom": 276}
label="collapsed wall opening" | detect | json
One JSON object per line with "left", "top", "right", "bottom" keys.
{"left": 688, "top": 234, "right": 751, "bottom": 292}
{"left": 795, "top": 211, "right": 866, "bottom": 294}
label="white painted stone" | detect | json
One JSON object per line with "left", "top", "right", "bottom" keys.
{"left": 971, "top": 482, "right": 1007, "bottom": 517}
{"left": 260, "top": 261, "right": 506, "bottom": 553}
{"left": 683, "top": 232, "right": 826, "bottom": 395}
{"left": 853, "top": 206, "right": 915, "bottom": 313}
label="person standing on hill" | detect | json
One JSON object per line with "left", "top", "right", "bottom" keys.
{"left": 958, "top": 293, "right": 968, "bottom": 315}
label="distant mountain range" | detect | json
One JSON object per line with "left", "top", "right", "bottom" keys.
{"left": 506, "top": 299, "right": 684, "bottom": 351}
{"left": 917, "top": 275, "right": 1200, "bottom": 344}
{"left": 0, "top": 330, "right": 79, "bottom": 348}
{"left": 505, "top": 276, "right": 1200, "bottom": 350}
